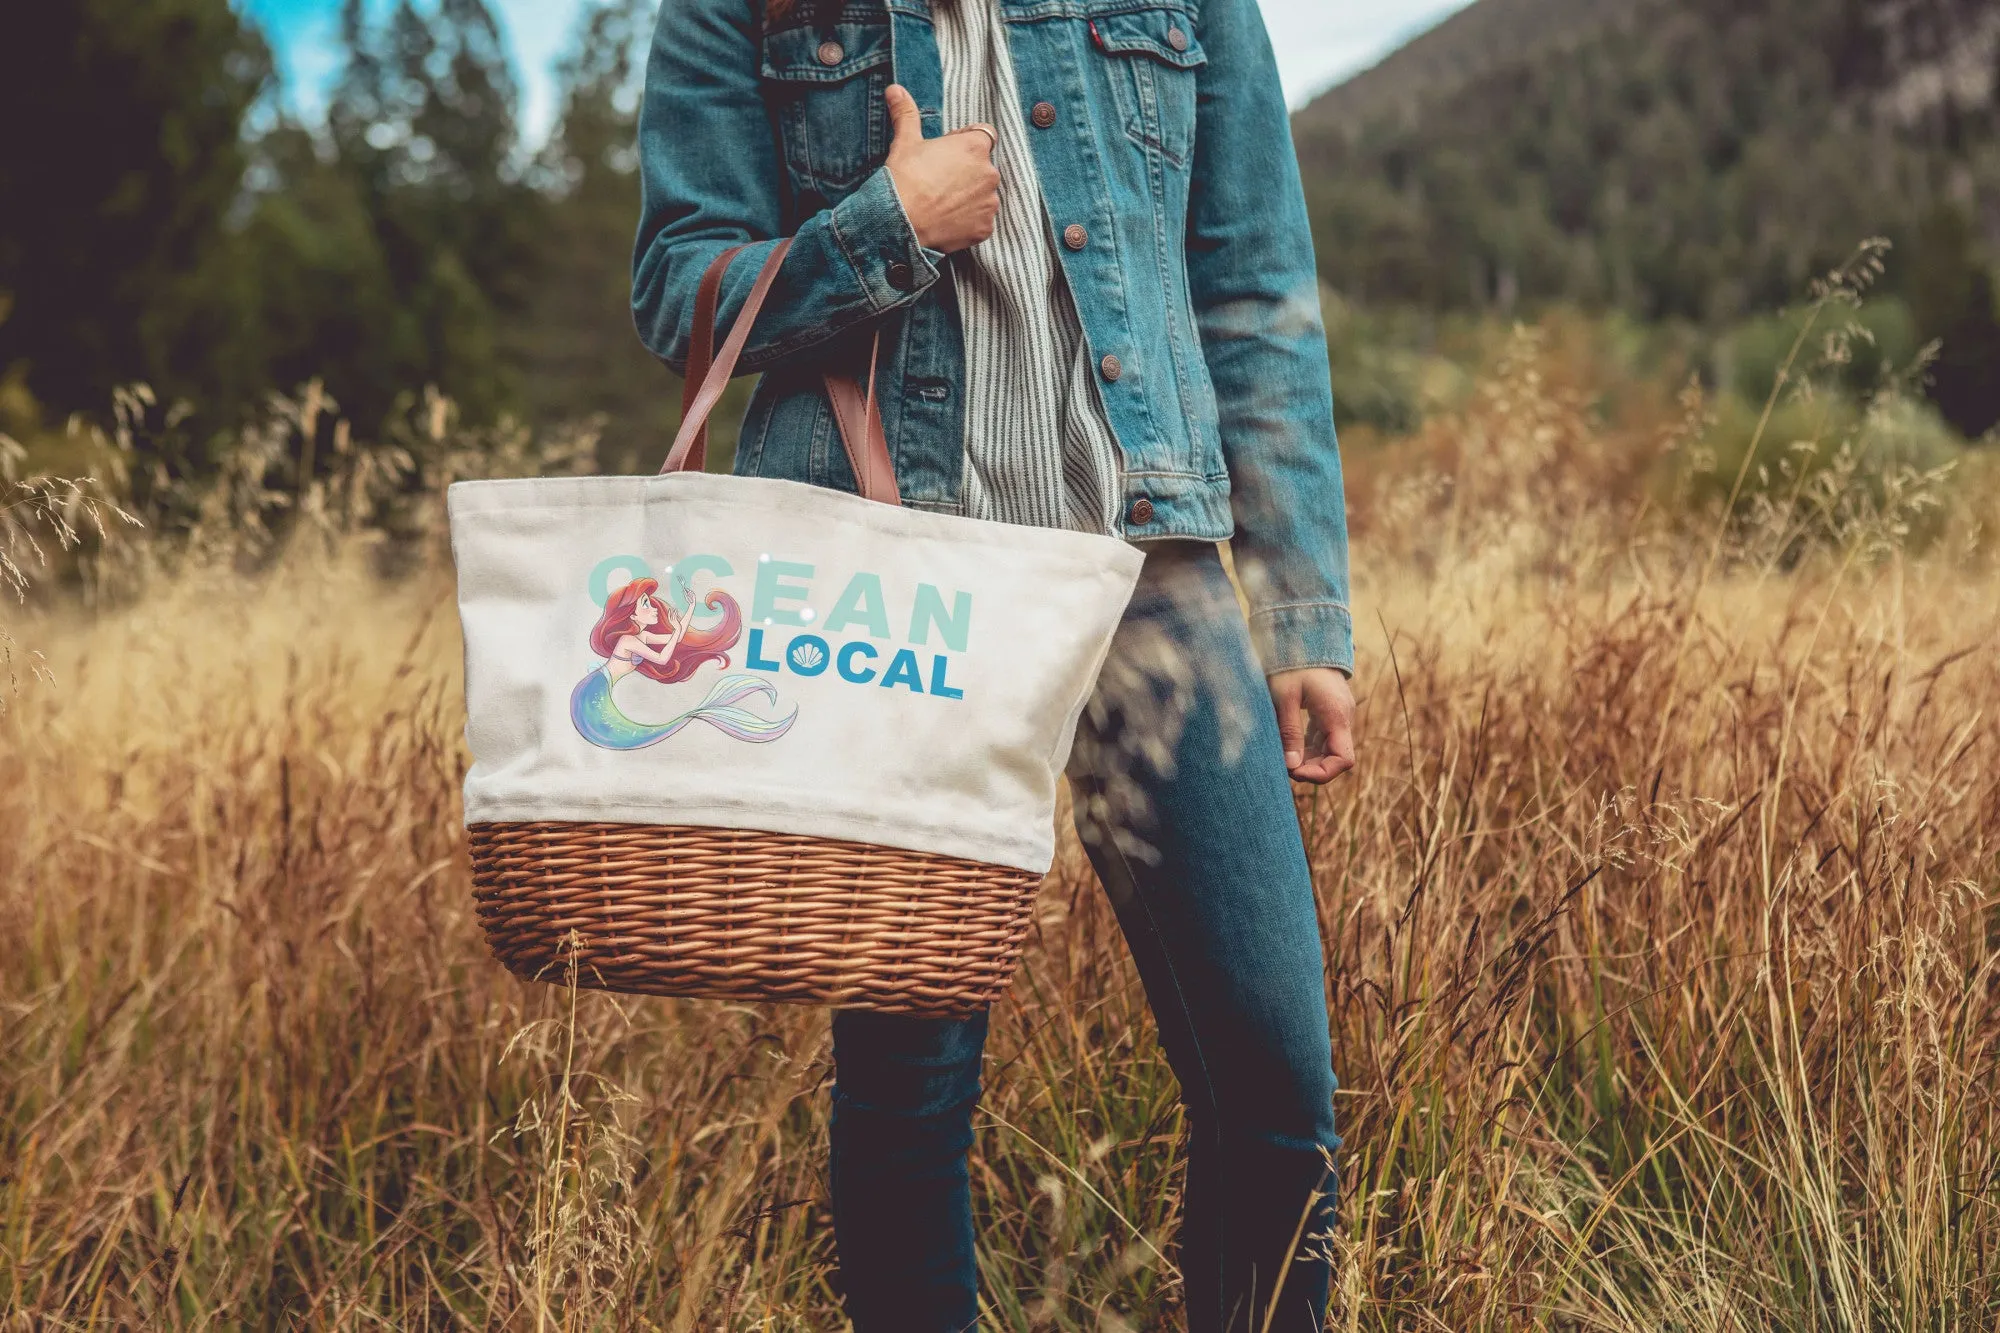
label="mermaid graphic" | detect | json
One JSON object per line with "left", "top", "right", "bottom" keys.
{"left": 569, "top": 575, "right": 796, "bottom": 750}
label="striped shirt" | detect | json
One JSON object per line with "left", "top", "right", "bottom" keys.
{"left": 931, "top": 0, "right": 1123, "bottom": 534}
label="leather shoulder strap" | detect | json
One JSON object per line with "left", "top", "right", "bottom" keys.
{"left": 674, "top": 243, "right": 746, "bottom": 475}
{"left": 823, "top": 332, "right": 901, "bottom": 506}
{"left": 661, "top": 241, "right": 792, "bottom": 476}
{"left": 661, "top": 239, "right": 903, "bottom": 509}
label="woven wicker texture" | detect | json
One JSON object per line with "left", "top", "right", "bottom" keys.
{"left": 470, "top": 823, "right": 1044, "bottom": 1016}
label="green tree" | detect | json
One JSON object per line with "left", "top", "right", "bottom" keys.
{"left": 512, "top": 0, "right": 686, "bottom": 470}
{"left": 0, "top": 0, "right": 271, "bottom": 421}
{"left": 1908, "top": 203, "right": 2000, "bottom": 440}
{"left": 266, "top": 0, "right": 544, "bottom": 429}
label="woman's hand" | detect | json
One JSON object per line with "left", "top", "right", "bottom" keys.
{"left": 884, "top": 84, "right": 1000, "bottom": 253}
{"left": 1268, "top": 668, "right": 1357, "bottom": 785}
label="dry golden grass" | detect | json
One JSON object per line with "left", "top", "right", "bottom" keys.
{"left": 4, "top": 306, "right": 2000, "bottom": 1328}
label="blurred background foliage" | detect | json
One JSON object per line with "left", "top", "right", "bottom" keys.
{"left": 0, "top": 0, "right": 1995, "bottom": 491}
{"left": 1296, "top": 0, "right": 2000, "bottom": 443}
{"left": 0, "top": 0, "right": 673, "bottom": 481}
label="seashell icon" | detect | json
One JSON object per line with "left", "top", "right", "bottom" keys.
{"left": 789, "top": 641, "right": 826, "bottom": 671}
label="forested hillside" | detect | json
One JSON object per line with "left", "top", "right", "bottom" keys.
{"left": 1293, "top": 0, "right": 2000, "bottom": 435}
{"left": 5, "top": 0, "right": 1996, "bottom": 460}
{"left": 1296, "top": 0, "right": 1646, "bottom": 131}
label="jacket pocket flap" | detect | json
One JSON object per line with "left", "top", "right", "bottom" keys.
{"left": 1092, "top": 11, "right": 1206, "bottom": 69}
{"left": 762, "top": 22, "right": 893, "bottom": 83}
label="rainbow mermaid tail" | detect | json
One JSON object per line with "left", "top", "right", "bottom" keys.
{"left": 570, "top": 669, "right": 796, "bottom": 751}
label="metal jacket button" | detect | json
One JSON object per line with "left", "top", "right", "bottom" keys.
{"left": 817, "top": 40, "right": 845, "bottom": 66}
{"left": 1100, "top": 353, "right": 1123, "bottom": 382}
{"left": 1031, "top": 101, "right": 1058, "bottom": 129}
{"left": 1063, "top": 223, "right": 1089, "bottom": 250}
{"left": 1129, "top": 497, "right": 1155, "bottom": 525}
{"left": 887, "top": 261, "right": 915, "bottom": 292}
{"left": 1166, "top": 26, "right": 1189, "bottom": 52}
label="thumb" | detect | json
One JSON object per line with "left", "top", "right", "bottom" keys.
{"left": 1271, "top": 676, "right": 1306, "bottom": 771}
{"left": 885, "top": 84, "right": 925, "bottom": 147}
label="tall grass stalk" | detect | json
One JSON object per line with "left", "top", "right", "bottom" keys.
{"left": 2, "top": 320, "right": 1997, "bottom": 1328}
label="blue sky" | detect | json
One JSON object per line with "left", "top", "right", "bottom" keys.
{"left": 240, "top": 0, "right": 1477, "bottom": 137}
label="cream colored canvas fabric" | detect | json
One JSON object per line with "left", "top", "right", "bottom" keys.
{"left": 449, "top": 470, "right": 1142, "bottom": 874}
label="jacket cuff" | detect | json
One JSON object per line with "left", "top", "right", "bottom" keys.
{"left": 1249, "top": 602, "right": 1355, "bottom": 677}
{"left": 829, "top": 167, "right": 944, "bottom": 313}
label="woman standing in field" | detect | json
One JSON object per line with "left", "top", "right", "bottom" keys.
{"left": 632, "top": 0, "right": 1356, "bottom": 1326}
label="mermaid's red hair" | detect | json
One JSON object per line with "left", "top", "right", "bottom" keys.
{"left": 588, "top": 577, "right": 743, "bottom": 685}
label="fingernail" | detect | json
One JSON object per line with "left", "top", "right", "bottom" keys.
{"left": 1285, "top": 751, "right": 1302, "bottom": 767}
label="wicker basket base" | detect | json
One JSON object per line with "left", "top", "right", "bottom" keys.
{"left": 470, "top": 822, "right": 1044, "bottom": 1016}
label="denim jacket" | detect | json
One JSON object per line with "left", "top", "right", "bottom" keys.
{"left": 633, "top": 0, "right": 1353, "bottom": 674}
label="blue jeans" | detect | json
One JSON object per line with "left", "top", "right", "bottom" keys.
{"left": 830, "top": 543, "right": 1340, "bottom": 1332}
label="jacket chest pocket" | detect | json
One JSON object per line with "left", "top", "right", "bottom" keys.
{"left": 1092, "top": 8, "right": 1206, "bottom": 167}
{"left": 762, "top": 22, "right": 894, "bottom": 207}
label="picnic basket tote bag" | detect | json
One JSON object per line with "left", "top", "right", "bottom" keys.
{"left": 449, "top": 241, "right": 1144, "bottom": 1016}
